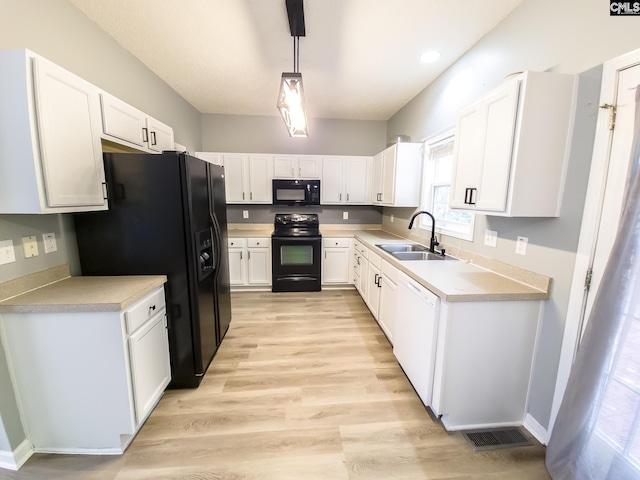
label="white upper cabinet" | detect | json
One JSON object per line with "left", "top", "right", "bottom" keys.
{"left": 370, "top": 143, "right": 423, "bottom": 207}
{"left": 0, "top": 49, "right": 107, "bottom": 213}
{"left": 321, "top": 156, "right": 371, "bottom": 204}
{"left": 223, "top": 154, "right": 273, "bottom": 204}
{"left": 273, "top": 155, "right": 322, "bottom": 179}
{"left": 450, "top": 71, "right": 575, "bottom": 217}
{"left": 194, "top": 152, "right": 223, "bottom": 166}
{"left": 100, "top": 93, "right": 174, "bottom": 153}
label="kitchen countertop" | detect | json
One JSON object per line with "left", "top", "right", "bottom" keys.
{"left": 226, "top": 225, "right": 550, "bottom": 302}
{"left": 353, "top": 231, "right": 550, "bottom": 302}
{"left": 0, "top": 275, "right": 167, "bottom": 313}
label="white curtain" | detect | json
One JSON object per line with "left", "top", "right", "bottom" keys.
{"left": 546, "top": 87, "right": 640, "bottom": 479}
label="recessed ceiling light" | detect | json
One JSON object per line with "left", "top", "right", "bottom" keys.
{"left": 420, "top": 51, "right": 441, "bottom": 64}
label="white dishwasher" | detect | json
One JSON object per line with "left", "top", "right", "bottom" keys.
{"left": 393, "top": 271, "right": 440, "bottom": 406}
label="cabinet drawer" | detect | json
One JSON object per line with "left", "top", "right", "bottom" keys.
{"left": 368, "top": 252, "right": 381, "bottom": 270}
{"left": 381, "top": 259, "right": 399, "bottom": 284}
{"left": 247, "top": 238, "right": 270, "bottom": 248}
{"left": 323, "top": 238, "right": 351, "bottom": 248}
{"left": 125, "top": 288, "right": 166, "bottom": 334}
{"left": 354, "top": 241, "right": 368, "bottom": 258}
{"left": 228, "top": 238, "right": 246, "bottom": 248}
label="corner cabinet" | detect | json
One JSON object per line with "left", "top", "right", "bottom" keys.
{"left": 100, "top": 93, "right": 174, "bottom": 153}
{"left": 0, "top": 286, "right": 171, "bottom": 454}
{"left": 370, "top": 143, "right": 423, "bottom": 207}
{"left": 0, "top": 49, "right": 107, "bottom": 213}
{"left": 450, "top": 70, "right": 575, "bottom": 217}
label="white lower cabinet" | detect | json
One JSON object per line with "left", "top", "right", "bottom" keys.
{"left": 0, "top": 286, "right": 170, "bottom": 453}
{"left": 322, "top": 238, "right": 352, "bottom": 284}
{"left": 365, "top": 251, "right": 382, "bottom": 319}
{"left": 247, "top": 238, "right": 271, "bottom": 285}
{"left": 378, "top": 260, "right": 398, "bottom": 343}
{"left": 228, "top": 238, "right": 247, "bottom": 286}
{"left": 430, "top": 299, "right": 541, "bottom": 430}
{"left": 353, "top": 241, "right": 369, "bottom": 299}
{"left": 228, "top": 238, "right": 271, "bottom": 287}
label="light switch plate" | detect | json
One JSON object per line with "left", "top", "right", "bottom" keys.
{"left": 484, "top": 230, "right": 497, "bottom": 247}
{"left": 516, "top": 236, "right": 528, "bottom": 255}
{"left": 22, "top": 235, "right": 39, "bottom": 258}
{"left": 43, "top": 232, "right": 58, "bottom": 253}
{"left": 0, "top": 240, "right": 16, "bottom": 265}
{"left": 343, "top": 211, "right": 349, "bottom": 220}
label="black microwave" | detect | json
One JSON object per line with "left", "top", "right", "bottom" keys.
{"left": 272, "top": 179, "right": 320, "bottom": 206}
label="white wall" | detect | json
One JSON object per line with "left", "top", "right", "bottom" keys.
{"left": 386, "top": 0, "right": 640, "bottom": 432}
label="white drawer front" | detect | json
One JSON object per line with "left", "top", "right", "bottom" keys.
{"left": 125, "top": 287, "right": 166, "bottom": 335}
{"left": 323, "top": 238, "right": 351, "bottom": 248}
{"left": 228, "top": 238, "right": 246, "bottom": 248}
{"left": 247, "top": 238, "right": 270, "bottom": 248}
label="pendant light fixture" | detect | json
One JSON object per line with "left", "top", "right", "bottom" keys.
{"left": 277, "top": 0, "right": 309, "bottom": 137}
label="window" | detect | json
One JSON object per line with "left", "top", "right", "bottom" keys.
{"left": 419, "top": 129, "right": 474, "bottom": 241}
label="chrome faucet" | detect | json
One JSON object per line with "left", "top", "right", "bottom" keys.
{"left": 408, "top": 210, "right": 440, "bottom": 253}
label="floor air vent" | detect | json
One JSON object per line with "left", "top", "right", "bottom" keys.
{"left": 461, "top": 427, "right": 532, "bottom": 451}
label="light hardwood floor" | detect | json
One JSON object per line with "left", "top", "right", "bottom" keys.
{"left": 4, "top": 290, "right": 550, "bottom": 479}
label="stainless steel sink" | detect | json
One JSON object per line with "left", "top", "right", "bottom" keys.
{"left": 376, "top": 243, "right": 430, "bottom": 253}
{"left": 391, "top": 251, "right": 455, "bottom": 261}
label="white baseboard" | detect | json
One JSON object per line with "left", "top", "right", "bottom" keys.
{"left": 0, "top": 439, "right": 33, "bottom": 471}
{"left": 524, "top": 413, "right": 549, "bottom": 445}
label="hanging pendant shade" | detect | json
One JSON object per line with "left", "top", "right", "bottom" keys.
{"left": 278, "top": 0, "right": 308, "bottom": 137}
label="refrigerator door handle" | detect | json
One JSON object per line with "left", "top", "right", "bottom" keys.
{"left": 210, "top": 212, "right": 223, "bottom": 281}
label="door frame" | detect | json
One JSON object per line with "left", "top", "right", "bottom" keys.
{"left": 549, "top": 47, "right": 640, "bottom": 435}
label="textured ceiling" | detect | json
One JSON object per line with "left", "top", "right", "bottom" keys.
{"left": 69, "top": 0, "right": 523, "bottom": 120}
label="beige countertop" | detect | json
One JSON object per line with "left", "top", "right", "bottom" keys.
{"left": 226, "top": 225, "right": 550, "bottom": 302}
{"left": 0, "top": 275, "right": 167, "bottom": 314}
{"left": 352, "top": 231, "right": 550, "bottom": 302}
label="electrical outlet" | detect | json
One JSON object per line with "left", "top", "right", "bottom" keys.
{"left": 0, "top": 240, "right": 16, "bottom": 265}
{"left": 22, "top": 235, "right": 39, "bottom": 258}
{"left": 343, "top": 211, "right": 349, "bottom": 220}
{"left": 242, "top": 210, "right": 249, "bottom": 219}
{"left": 484, "top": 230, "right": 497, "bottom": 247}
{"left": 390, "top": 214, "right": 394, "bottom": 223}
{"left": 43, "top": 232, "right": 58, "bottom": 253}
{"left": 516, "top": 236, "right": 528, "bottom": 255}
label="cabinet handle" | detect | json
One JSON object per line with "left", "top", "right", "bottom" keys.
{"left": 324, "top": 251, "right": 327, "bottom": 259}
{"left": 240, "top": 251, "right": 243, "bottom": 260}
{"left": 299, "top": 167, "right": 301, "bottom": 177}
{"left": 150, "top": 131, "right": 157, "bottom": 146}
{"left": 339, "top": 193, "right": 342, "bottom": 201}
{"left": 242, "top": 192, "right": 245, "bottom": 200}
{"left": 357, "top": 257, "right": 361, "bottom": 265}
{"left": 142, "top": 127, "right": 149, "bottom": 142}
{"left": 374, "top": 273, "right": 379, "bottom": 284}
{"left": 377, "top": 277, "right": 382, "bottom": 288}
{"left": 148, "top": 304, "right": 157, "bottom": 315}
{"left": 464, "top": 187, "right": 477, "bottom": 205}
{"left": 347, "top": 193, "right": 349, "bottom": 201}
{"left": 250, "top": 192, "right": 253, "bottom": 200}
{"left": 248, "top": 251, "right": 251, "bottom": 260}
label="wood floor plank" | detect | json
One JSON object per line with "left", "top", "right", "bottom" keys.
{"left": 6, "top": 289, "right": 550, "bottom": 479}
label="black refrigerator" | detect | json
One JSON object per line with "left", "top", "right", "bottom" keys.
{"left": 73, "top": 151, "right": 232, "bottom": 388}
